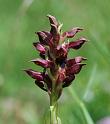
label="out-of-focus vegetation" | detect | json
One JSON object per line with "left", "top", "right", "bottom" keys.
{"left": 0, "top": 0, "right": 110, "bottom": 123}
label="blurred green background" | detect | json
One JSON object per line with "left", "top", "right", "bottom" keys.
{"left": 0, "top": 0, "right": 110, "bottom": 124}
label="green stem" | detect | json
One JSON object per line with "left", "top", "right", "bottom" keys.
{"left": 50, "top": 95, "right": 58, "bottom": 124}
{"left": 50, "top": 105, "right": 57, "bottom": 124}
{"left": 68, "top": 87, "right": 95, "bottom": 124}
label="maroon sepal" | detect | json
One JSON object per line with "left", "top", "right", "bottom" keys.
{"left": 67, "top": 56, "right": 87, "bottom": 67}
{"left": 36, "top": 31, "right": 52, "bottom": 45}
{"left": 24, "top": 69, "right": 43, "bottom": 80}
{"left": 36, "top": 31, "right": 46, "bottom": 43}
{"left": 66, "top": 63, "right": 86, "bottom": 75}
{"left": 62, "top": 27, "right": 83, "bottom": 39}
{"left": 33, "top": 42, "right": 46, "bottom": 54}
{"left": 31, "top": 59, "right": 53, "bottom": 68}
{"left": 68, "top": 37, "right": 87, "bottom": 50}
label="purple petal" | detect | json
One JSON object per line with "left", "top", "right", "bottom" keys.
{"left": 31, "top": 59, "right": 53, "bottom": 68}
{"left": 63, "top": 75, "right": 75, "bottom": 88}
{"left": 67, "top": 56, "right": 87, "bottom": 67}
{"left": 24, "top": 69, "right": 43, "bottom": 80}
{"left": 35, "top": 80, "right": 47, "bottom": 91}
{"left": 33, "top": 42, "right": 46, "bottom": 54}
{"left": 66, "top": 63, "right": 86, "bottom": 75}
{"left": 68, "top": 37, "right": 87, "bottom": 50}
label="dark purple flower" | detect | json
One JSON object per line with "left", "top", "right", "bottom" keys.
{"left": 24, "top": 15, "right": 87, "bottom": 100}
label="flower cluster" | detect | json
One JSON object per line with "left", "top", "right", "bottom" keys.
{"left": 24, "top": 15, "right": 87, "bottom": 100}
